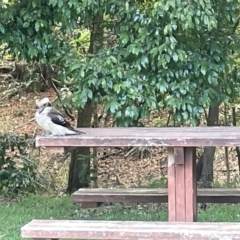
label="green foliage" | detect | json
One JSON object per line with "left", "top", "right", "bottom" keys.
{"left": 60, "top": 0, "right": 240, "bottom": 126}
{"left": 1, "top": 0, "right": 240, "bottom": 126}
{"left": 0, "top": 0, "right": 80, "bottom": 63}
{"left": 0, "top": 134, "right": 44, "bottom": 196}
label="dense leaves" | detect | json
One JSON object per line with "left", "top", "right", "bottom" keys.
{"left": 0, "top": 134, "right": 44, "bottom": 196}
{"left": 0, "top": 0, "right": 80, "bottom": 62}
{"left": 1, "top": 0, "right": 240, "bottom": 126}
{"left": 59, "top": 0, "right": 240, "bottom": 125}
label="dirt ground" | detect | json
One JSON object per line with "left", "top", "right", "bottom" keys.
{"left": 0, "top": 73, "right": 239, "bottom": 191}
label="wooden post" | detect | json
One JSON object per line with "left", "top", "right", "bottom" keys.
{"left": 185, "top": 147, "right": 197, "bottom": 221}
{"left": 167, "top": 147, "right": 197, "bottom": 222}
{"left": 167, "top": 147, "right": 176, "bottom": 221}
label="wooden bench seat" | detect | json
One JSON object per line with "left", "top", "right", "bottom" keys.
{"left": 21, "top": 219, "right": 240, "bottom": 239}
{"left": 72, "top": 188, "right": 240, "bottom": 207}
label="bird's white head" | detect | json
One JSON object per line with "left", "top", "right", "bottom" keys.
{"left": 35, "top": 97, "right": 51, "bottom": 111}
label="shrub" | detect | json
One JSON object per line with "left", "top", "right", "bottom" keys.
{"left": 0, "top": 133, "right": 44, "bottom": 196}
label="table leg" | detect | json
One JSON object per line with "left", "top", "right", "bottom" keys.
{"left": 167, "top": 147, "right": 197, "bottom": 222}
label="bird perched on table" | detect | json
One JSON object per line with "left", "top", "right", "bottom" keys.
{"left": 35, "top": 97, "right": 85, "bottom": 136}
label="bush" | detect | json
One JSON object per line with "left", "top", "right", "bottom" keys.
{"left": 0, "top": 133, "right": 44, "bottom": 196}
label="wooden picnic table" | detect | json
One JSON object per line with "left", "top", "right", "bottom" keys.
{"left": 35, "top": 126, "right": 240, "bottom": 222}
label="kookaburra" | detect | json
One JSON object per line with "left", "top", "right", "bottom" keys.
{"left": 35, "top": 97, "right": 85, "bottom": 136}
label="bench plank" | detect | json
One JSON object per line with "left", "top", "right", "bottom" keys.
{"left": 72, "top": 188, "right": 240, "bottom": 204}
{"left": 36, "top": 126, "right": 240, "bottom": 148}
{"left": 21, "top": 220, "right": 240, "bottom": 239}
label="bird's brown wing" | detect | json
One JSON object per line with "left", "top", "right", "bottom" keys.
{"left": 47, "top": 108, "right": 86, "bottom": 134}
{"left": 47, "top": 108, "right": 72, "bottom": 128}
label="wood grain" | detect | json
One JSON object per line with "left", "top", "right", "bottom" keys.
{"left": 35, "top": 127, "right": 240, "bottom": 148}
{"left": 72, "top": 188, "right": 240, "bottom": 204}
{"left": 21, "top": 219, "right": 240, "bottom": 239}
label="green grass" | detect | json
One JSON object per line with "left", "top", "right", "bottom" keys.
{"left": 0, "top": 194, "right": 240, "bottom": 240}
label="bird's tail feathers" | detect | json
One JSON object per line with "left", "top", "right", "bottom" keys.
{"left": 74, "top": 129, "right": 86, "bottom": 134}
{"left": 67, "top": 127, "right": 86, "bottom": 135}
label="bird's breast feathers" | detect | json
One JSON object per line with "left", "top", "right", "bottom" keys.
{"left": 35, "top": 110, "right": 77, "bottom": 135}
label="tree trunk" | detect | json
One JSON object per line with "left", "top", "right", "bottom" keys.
{"left": 67, "top": 14, "right": 104, "bottom": 194}
{"left": 196, "top": 103, "right": 219, "bottom": 183}
{"left": 67, "top": 100, "right": 93, "bottom": 193}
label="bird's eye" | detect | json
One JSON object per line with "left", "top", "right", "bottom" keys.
{"left": 44, "top": 103, "right": 51, "bottom": 107}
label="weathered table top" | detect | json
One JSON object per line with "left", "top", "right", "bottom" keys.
{"left": 35, "top": 127, "right": 240, "bottom": 147}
